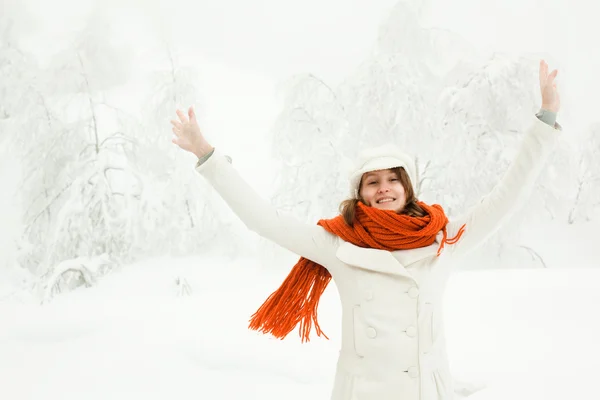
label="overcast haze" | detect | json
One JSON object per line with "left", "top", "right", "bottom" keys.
{"left": 15, "top": 0, "right": 596, "bottom": 135}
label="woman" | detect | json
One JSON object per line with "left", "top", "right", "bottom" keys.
{"left": 171, "top": 59, "right": 562, "bottom": 400}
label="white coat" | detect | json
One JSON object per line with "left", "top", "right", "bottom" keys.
{"left": 195, "top": 115, "right": 561, "bottom": 400}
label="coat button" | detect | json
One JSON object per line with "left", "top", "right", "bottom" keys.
{"left": 407, "top": 287, "right": 419, "bottom": 299}
{"left": 405, "top": 326, "right": 417, "bottom": 337}
{"left": 407, "top": 366, "right": 419, "bottom": 378}
{"left": 366, "top": 327, "right": 377, "bottom": 338}
{"left": 364, "top": 290, "right": 373, "bottom": 301}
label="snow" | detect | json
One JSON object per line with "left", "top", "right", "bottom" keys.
{"left": 446, "top": 267, "right": 600, "bottom": 398}
{"left": 2, "top": 254, "right": 599, "bottom": 399}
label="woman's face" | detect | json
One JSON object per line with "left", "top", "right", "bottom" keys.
{"left": 359, "top": 169, "right": 407, "bottom": 212}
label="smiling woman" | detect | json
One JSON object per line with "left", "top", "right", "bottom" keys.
{"left": 171, "top": 59, "right": 563, "bottom": 400}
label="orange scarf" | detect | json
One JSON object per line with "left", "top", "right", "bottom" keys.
{"left": 248, "top": 201, "right": 465, "bottom": 342}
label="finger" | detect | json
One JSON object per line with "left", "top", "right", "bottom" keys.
{"left": 547, "top": 69, "right": 558, "bottom": 84}
{"left": 539, "top": 60, "right": 547, "bottom": 88}
{"left": 188, "top": 106, "right": 196, "bottom": 123}
{"left": 170, "top": 120, "right": 183, "bottom": 129}
{"left": 172, "top": 127, "right": 181, "bottom": 137}
{"left": 176, "top": 109, "right": 189, "bottom": 124}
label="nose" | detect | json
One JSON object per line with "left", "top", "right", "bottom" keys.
{"left": 377, "top": 184, "right": 390, "bottom": 193}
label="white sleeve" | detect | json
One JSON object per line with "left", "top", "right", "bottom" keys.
{"left": 444, "top": 115, "right": 562, "bottom": 259}
{"left": 194, "top": 149, "right": 339, "bottom": 267}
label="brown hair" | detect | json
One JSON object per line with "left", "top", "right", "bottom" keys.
{"left": 339, "top": 167, "right": 426, "bottom": 226}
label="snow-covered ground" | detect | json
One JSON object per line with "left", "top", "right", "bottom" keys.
{"left": 2, "top": 254, "right": 598, "bottom": 400}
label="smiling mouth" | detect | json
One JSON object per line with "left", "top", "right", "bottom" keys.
{"left": 376, "top": 198, "right": 396, "bottom": 204}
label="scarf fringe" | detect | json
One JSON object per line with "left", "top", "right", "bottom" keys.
{"left": 248, "top": 258, "right": 332, "bottom": 343}
{"left": 437, "top": 224, "right": 467, "bottom": 256}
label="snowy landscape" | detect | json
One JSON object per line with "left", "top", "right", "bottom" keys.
{"left": 1, "top": 0, "right": 599, "bottom": 399}
{"left": 3, "top": 254, "right": 600, "bottom": 399}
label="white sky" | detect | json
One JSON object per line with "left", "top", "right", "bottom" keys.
{"left": 19, "top": 0, "right": 597, "bottom": 127}
{"left": 19, "top": 0, "right": 592, "bottom": 75}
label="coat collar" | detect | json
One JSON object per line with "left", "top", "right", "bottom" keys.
{"left": 392, "top": 241, "right": 439, "bottom": 266}
{"left": 335, "top": 231, "right": 443, "bottom": 279}
{"left": 336, "top": 241, "right": 413, "bottom": 279}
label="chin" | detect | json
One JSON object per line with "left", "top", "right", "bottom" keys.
{"left": 374, "top": 202, "right": 400, "bottom": 211}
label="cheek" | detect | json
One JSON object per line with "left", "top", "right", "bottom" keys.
{"left": 396, "top": 185, "right": 407, "bottom": 199}
{"left": 360, "top": 186, "right": 375, "bottom": 201}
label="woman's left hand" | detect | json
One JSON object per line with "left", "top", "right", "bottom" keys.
{"left": 539, "top": 59, "right": 561, "bottom": 113}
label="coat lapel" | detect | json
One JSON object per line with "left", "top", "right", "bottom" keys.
{"left": 335, "top": 241, "right": 414, "bottom": 279}
{"left": 393, "top": 231, "right": 444, "bottom": 266}
{"left": 392, "top": 241, "right": 439, "bottom": 267}
{"left": 335, "top": 231, "right": 444, "bottom": 279}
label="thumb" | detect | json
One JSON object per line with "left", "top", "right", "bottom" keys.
{"left": 188, "top": 106, "right": 196, "bottom": 122}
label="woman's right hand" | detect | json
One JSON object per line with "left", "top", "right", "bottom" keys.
{"left": 171, "top": 107, "right": 214, "bottom": 158}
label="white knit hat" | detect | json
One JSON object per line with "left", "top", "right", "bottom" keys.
{"left": 349, "top": 144, "right": 416, "bottom": 199}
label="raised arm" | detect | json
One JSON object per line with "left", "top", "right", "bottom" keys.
{"left": 444, "top": 60, "right": 563, "bottom": 259}
{"left": 170, "top": 107, "right": 339, "bottom": 268}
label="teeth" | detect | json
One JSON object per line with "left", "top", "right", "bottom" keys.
{"left": 377, "top": 198, "right": 395, "bottom": 204}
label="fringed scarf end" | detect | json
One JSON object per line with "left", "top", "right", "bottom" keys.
{"left": 437, "top": 223, "right": 467, "bottom": 257}
{"left": 248, "top": 258, "right": 332, "bottom": 343}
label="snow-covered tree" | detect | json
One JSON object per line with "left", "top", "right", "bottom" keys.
{"left": 0, "top": 1, "right": 52, "bottom": 271}
{"left": 11, "top": 5, "right": 254, "bottom": 290}
{"left": 269, "top": 74, "right": 350, "bottom": 220}
{"left": 268, "top": 0, "right": 576, "bottom": 268}
{"left": 268, "top": 0, "right": 480, "bottom": 222}
{"left": 433, "top": 55, "right": 544, "bottom": 213}
{"left": 135, "top": 38, "right": 247, "bottom": 258}
{"left": 15, "top": 6, "right": 141, "bottom": 278}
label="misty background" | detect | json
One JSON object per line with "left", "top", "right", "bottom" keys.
{"left": 2, "top": 0, "right": 597, "bottom": 292}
